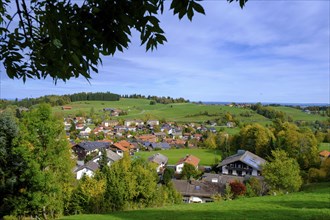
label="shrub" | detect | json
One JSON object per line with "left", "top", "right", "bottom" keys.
{"left": 229, "top": 180, "right": 246, "bottom": 198}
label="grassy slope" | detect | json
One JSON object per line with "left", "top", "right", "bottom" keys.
{"left": 60, "top": 183, "right": 330, "bottom": 220}
{"left": 135, "top": 149, "right": 221, "bottom": 166}
{"left": 53, "top": 99, "right": 271, "bottom": 124}
{"left": 273, "top": 106, "right": 327, "bottom": 122}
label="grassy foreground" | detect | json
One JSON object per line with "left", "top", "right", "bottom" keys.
{"left": 60, "top": 183, "right": 330, "bottom": 220}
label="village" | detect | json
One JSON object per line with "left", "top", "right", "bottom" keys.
{"left": 66, "top": 107, "right": 271, "bottom": 204}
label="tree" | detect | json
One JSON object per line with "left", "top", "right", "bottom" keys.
{"left": 181, "top": 163, "right": 199, "bottom": 180}
{"left": 1, "top": 104, "right": 74, "bottom": 219}
{"left": 275, "top": 122, "right": 320, "bottom": 170}
{"left": 0, "top": 0, "right": 247, "bottom": 82}
{"left": 263, "top": 149, "right": 302, "bottom": 193}
{"left": 237, "top": 123, "right": 275, "bottom": 158}
{"left": 0, "top": 112, "right": 19, "bottom": 217}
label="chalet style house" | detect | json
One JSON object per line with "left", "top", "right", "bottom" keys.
{"left": 218, "top": 150, "right": 266, "bottom": 177}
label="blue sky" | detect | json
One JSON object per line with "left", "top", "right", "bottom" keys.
{"left": 0, "top": 0, "right": 329, "bottom": 103}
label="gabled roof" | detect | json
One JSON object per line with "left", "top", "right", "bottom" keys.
{"left": 148, "top": 153, "right": 168, "bottom": 165}
{"left": 150, "top": 142, "right": 170, "bottom": 150}
{"left": 75, "top": 141, "right": 109, "bottom": 151}
{"left": 218, "top": 150, "right": 266, "bottom": 171}
{"left": 112, "top": 143, "right": 128, "bottom": 152}
{"left": 177, "top": 155, "right": 200, "bottom": 167}
{"left": 319, "top": 150, "right": 330, "bottom": 158}
{"left": 106, "top": 149, "right": 122, "bottom": 161}
{"left": 172, "top": 180, "right": 220, "bottom": 198}
{"left": 75, "top": 160, "right": 99, "bottom": 172}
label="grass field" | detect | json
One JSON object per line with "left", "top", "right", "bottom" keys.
{"left": 53, "top": 99, "right": 327, "bottom": 126}
{"left": 60, "top": 182, "right": 330, "bottom": 220}
{"left": 319, "top": 143, "right": 330, "bottom": 151}
{"left": 273, "top": 106, "right": 327, "bottom": 122}
{"left": 135, "top": 148, "right": 222, "bottom": 166}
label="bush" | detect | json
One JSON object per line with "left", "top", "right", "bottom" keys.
{"left": 308, "top": 168, "right": 326, "bottom": 182}
{"left": 229, "top": 180, "right": 246, "bottom": 198}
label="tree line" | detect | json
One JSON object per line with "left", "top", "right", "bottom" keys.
{"left": 0, "top": 92, "right": 121, "bottom": 109}
{"left": 121, "top": 94, "right": 189, "bottom": 104}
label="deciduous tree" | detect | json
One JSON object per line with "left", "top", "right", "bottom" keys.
{"left": 0, "top": 0, "right": 247, "bottom": 82}
{"left": 263, "top": 149, "right": 302, "bottom": 193}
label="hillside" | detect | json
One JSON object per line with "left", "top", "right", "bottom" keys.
{"left": 60, "top": 182, "right": 330, "bottom": 220}
{"left": 52, "top": 99, "right": 328, "bottom": 135}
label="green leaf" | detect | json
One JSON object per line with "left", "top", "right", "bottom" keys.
{"left": 192, "top": 2, "right": 205, "bottom": 15}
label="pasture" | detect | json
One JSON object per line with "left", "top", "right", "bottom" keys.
{"left": 60, "top": 182, "right": 330, "bottom": 220}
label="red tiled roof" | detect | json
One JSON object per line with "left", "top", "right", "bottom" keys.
{"left": 113, "top": 143, "right": 128, "bottom": 152}
{"left": 177, "top": 154, "right": 200, "bottom": 167}
{"left": 319, "top": 150, "right": 330, "bottom": 158}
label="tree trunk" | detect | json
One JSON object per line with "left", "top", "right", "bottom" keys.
{"left": 42, "top": 206, "right": 47, "bottom": 220}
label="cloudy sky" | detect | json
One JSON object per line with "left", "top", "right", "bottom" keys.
{"left": 0, "top": 0, "right": 329, "bottom": 103}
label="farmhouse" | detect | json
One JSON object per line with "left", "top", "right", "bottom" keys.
{"left": 218, "top": 150, "right": 266, "bottom": 177}
{"left": 176, "top": 154, "right": 200, "bottom": 174}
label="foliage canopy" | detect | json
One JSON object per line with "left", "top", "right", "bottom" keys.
{"left": 0, "top": 0, "right": 247, "bottom": 82}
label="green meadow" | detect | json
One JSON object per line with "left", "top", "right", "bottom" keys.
{"left": 53, "top": 99, "right": 327, "bottom": 126}
{"left": 60, "top": 182, "right": 330, "bottom": 220}
{"left": 53, "top": 99, "right": 272, "bottom": 125}
{"left": 273, "top": 106, "right": 327, "bottom": 122}
{"left": 135, "top": 148, "right": 221, "bottom": 166}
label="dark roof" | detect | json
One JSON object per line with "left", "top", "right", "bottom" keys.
{"left": 148, "top": 153, "right": 168, "bottom": 165}
{"left": 75, "top": 160, "right": 99, "bottom": 172}
{"left": 218, "top": 150, "right": 266, "bottom": 171}
{"left": 76, "top": 141, "right": 110, "bottom": 151}
{"left": 150, "top": 142, "right": 170, "bottom": 150}
{"left": 172, "top": 180, "right": 220, "bottom": 198}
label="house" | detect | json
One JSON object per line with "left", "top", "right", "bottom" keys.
{"left": 148, "top": 153, "right": 168, "bottom": 173}
{"left": 172, "top": 179, "right": 220, "bottom": 203}
{"left": 92, "top": 149, "right": 122, "bottom": 166}
{"left": 147, "top": 120, "right": 160, "bottom": 126}
{"left": 74, "top": 149, "right": 122, "bottom": 180}
{"left": 79, "top": 126, "right": 92, "bottom": 138}
{"left": 136, "top": 134, "right": 157, "bottom": 143}
{"left": 218, "top": 150, "right": 266, "bottom": 177}
{"left": 124, "top": 119, "right": 144, "bottom": 127}
{"left": 176, "top": 154, "right": 200, "bottom": 174}
{"left": 148, "top": 142, "right": 171, "bottom": 150}
{"left": 75, "top": 160, "right": 99, "bottom": 179}
{"left": 73, "top": 141, "right": 110, "bottom": 161}
{"left": 153, "top": 132, "right": 167, "bottom": 140}
{"left": 319, "top": 150, "right": 330, "bottom": 160}
{"left": 111, "top": 142, "right": 129, "bottom": 157}
{"left": 62, "top": 106, "right": 72, "bottom": 110}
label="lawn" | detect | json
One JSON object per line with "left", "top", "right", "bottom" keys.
{"left": 319, "top": 143, "right": 330, "bottom": 151}
{"left": 135, "top": 148, "right": 221, "bottom": 166}
{"left": 60, "top": 182, "right": 330, "bottom": 220}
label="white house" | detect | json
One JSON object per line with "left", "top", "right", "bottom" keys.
{"left": 148, "top": 153, "right": 168, "bottom": 173}
{"left": 75, "top": 161, "right": 99, "bottom": 179}
{"left": 176, "top": 154, "right": 200, "bottom": 174}
{"left": 218, "top": 150, "right": 266, "bottom": 177}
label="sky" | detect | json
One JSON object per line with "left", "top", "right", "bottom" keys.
{"left": 0, "top": 0, "right": 329, "bottom": 104}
